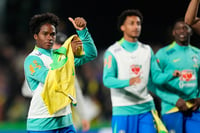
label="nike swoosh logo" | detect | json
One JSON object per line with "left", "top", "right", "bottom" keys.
{"left": 173, "top": 58, "right": 180, "bottom": 63}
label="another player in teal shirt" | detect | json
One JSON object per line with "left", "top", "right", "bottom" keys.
{"left": 155, "top": 19, "right": 200, "bottom": 133}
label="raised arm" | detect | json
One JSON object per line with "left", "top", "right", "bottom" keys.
{"left": 68, "top": 17, "right": 97, "bottom": 66}
{"left": 185, "top": 0, "right": 200, "bottom": 35}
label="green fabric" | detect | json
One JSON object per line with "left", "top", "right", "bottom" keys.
{"left": 50, "top": 47, "right": 68, "bottom": 70}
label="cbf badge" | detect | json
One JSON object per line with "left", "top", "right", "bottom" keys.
{"left": 192, "top": 55, "right": 199, "bottom": 68}
{"left": 180, "top": 70, "right": 195, "bottom": 81}
{"left": 179, "top": 69, "right": 196, "bottom": 88}
{"left": 130, "top": 64, "right": 141, "bottom": 76}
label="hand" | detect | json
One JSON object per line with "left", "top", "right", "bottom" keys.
{"left": 176, "top": 98, "right": 189, "bottom": 112}
{"left": 191, "top": 98, "right": 200, "bottom": 111}
{"left": 81, "top": 119, "right": 90, "bottom": 131}
{"left": 173, "top": 70, "right": 181, "bottom": 77}
{"left": 71, "top": 35, "right": 83, "bottom": 56}
{"left": 68, "top": 17, "right": 87, "bottom": 30}
{"left": 129, "top": 75, "right": 141, "bottom": 85}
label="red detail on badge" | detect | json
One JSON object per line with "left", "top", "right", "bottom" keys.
{"left": 131, "top": 65, "right": 141, "bottom": 75}
{"left": 182, "top": 71, "right": 193, "bottom": 81}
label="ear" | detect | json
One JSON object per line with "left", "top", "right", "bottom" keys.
{"left": 172, "top": 30, "right": 175, "bottom": 37}
{"left": 34, "top": 34, "right": 38, "bottom": 40}
{"left": 120, "top": 25, "right": 125, "bottom": 32}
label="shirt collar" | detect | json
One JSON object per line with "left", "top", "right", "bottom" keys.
{"left": 118, "top": 38, "right": 138, "bottom": 52}
{"left": 34, "top": 46, "right": 52, "bottom": 56}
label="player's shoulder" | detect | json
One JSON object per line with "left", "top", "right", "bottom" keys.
{"left": 190, "top": 45, "right": 200, "bottom": 52}
{"left": 156, "top": 42, "right": 176, "bottom": 56}
{"left": 138, "top": 41, "right": 151, "bottom": 50}
{"left": 24, "top": 52, "right": 43, "bottom": 67}
{"left": 106, "top": 41, "right": 121, "bottom": 53}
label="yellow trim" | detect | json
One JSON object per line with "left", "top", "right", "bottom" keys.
{"left": 166, "top": 101, "right": 194, "bottom": 114}
{"left": 151, "top": 110, "right": 168, "bottom": 133}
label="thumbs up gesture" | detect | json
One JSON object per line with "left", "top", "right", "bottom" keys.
{"left": 68, "top": 17, "right": 87, "bottom": 30}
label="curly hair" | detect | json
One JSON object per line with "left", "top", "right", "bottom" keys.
{"left": 117, "top": 9, "right": 143, "bottom": 32}
{"left": 29, "top": 12, "right": 60, "bottom": 35}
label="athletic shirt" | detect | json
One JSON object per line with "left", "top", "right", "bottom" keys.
{"left": 24, "top": 28, "right": 97, "bottom": 131}
{"left": 156, "top": 41, "right": 200, "bottom": 114}
{"left": 108, "top": 41, "right": 153, "bottom": 105}
{"left": 103, "top": 39, "right": 156, "bottom": 115}
{"left": 103, "top": 39, "right": 175, "bottom": 115}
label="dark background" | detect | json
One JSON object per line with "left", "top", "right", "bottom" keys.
{"left": 1, "top": 0, "right": 200, "bottom": 52}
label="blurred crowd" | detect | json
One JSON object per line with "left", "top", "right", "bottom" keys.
{"left": 0, "top": 33, "right": 32, "bottom": 122}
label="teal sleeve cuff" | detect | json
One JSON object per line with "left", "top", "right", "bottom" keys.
{"left": 76, "top": 27, "right": 88, "bottom": 39}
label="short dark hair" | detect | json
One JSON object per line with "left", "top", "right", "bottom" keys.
{"left": 172, "top": 17, "right": 185, "bottom": 30}
{"left": 117, "top": 9, "right": 143, "bottom": 31}
{"left": 171, "top": 17, "right": 192, "bottom": 35}
{"left": 29, "top": 12, "right": 60, "bottom": 35}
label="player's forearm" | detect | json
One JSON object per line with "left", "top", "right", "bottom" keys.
{"left": 103, "top": 75, "right": 129, "bottom": 89}
{"left": 74, "top": 28, "right": 97, "bottom": 66}
{"left": 185, "top": 0, "right": 200, "bottom": 25}
{"left": 77, "top": 28, "right": 97, "bottom": 59}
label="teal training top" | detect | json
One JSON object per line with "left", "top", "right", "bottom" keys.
{"left": 155, "top": 41, "right": 200, "bottom": 114}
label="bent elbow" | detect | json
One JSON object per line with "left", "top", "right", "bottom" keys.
{"left": 90, "top": 50, "right": 98, "bottom": 60}
{"left": 103, "top": 77, "right": 110, "bottom": 88}
{"left": 93, "top": 50, "right": 98, "bottom": 58}
{"left": 185, "top": 18, "right": 193, "bottom": 25}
